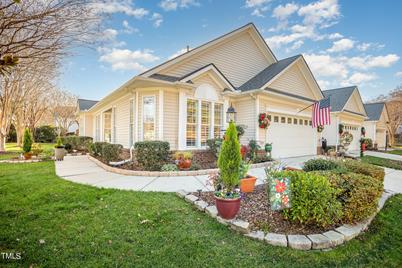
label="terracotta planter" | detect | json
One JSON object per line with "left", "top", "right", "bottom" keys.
{"left": 24, "top": 152, "right": 32, "bottom": 160}
{"left": 54, "top": 148, "right": 65, "bottom": 161}
{"left": 215, "top": 196, "right": 241, "bottom": 220}
{"left": 240, "top": 176, "right": 256, "bottom": 193}
{"left": 178, "top": 159, "right": 191, "bottom": 170}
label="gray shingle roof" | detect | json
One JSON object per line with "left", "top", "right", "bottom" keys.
{"left": 149, "top": 73, "right": 180, "bottom": 82}
{"left": 364, "top": 102, "right": 385, "bottom": 121}
{"left": 238, "top": 55, "right": 301, "bottom": 92}
{"left": 78, "top": 99, "right": 98, "bottom": 111}
{"left": 322, "top": 86, "right": 356, "bottom": 112}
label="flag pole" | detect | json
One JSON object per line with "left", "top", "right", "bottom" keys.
{"left": 297, "top": 102, "right": 315, "bottom": 114}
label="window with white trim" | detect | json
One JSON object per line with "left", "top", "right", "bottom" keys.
{"left": 186, "top": 99, "right": 198, "bottom": 147}
{"left": 103, "top": 111, "right": 112, "bottom": 142}
{"left": 143, "top": 96, "right": 156, "bottom": 141}
{"left": 129, "top": 99, "right": 135, "bottom": 146}
{"left": 214, "top": 103, "right": 223, "bottom": 138}
{"left": 201, "top": 101, "right": 210, "bottom": 146}
{"left": 95, "top": 115, "right": 100, "bottom": 141}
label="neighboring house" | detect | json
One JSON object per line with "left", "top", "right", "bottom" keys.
{"left": 77, "top": 99, "right": 98, "bottom": 136}
{"left": 321, "top": 86, "right": 368, "bottom": 152}
{"left": 77, "top": 23, "right": 325, "bottom": 158}
{"left": 363, "top": 102, "right": 389, "bottom": 149}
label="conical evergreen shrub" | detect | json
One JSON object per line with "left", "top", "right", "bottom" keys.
{"left": 22, "top": 128, "right": 33, "bottom": 153}
{"left": 217, "top": 122, "right": 241, "bottom": 195}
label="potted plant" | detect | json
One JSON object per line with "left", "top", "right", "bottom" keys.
{"left": 22, "top": 128, "right": 33, "bottom": 160}
{"left": 215, "top": 122, "right": 242, "bottom": 220}
{"left": 54, "top": 137, "right": 65, "bottom": 161}
{"left": 175, "top": 151, "right": 192, "bottom": 170}
{"left": 239, "top": 161, "right": 256, "bottom": 193}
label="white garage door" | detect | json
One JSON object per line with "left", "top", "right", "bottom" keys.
{"left": 376, "top": 129, "right": 386, "bottom": 149}
{"left": 342, "top": 125, "right": 360, "bottom": 152}
{"left": 265, "top": 115, "right": 316, "bottom": 158}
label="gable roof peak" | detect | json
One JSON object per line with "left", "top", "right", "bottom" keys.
{"left": 364, "top": 102, "right": 386, "bottom": 121}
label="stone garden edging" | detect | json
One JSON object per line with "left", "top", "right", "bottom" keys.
{"left": 0, "top": 159, "right": 42, "bottom": 163}
{"left": 87, "top": 154, "right": 273, "bottom": 177}
{"left": 176, "top": 189, "right": 396, "bottom": 251}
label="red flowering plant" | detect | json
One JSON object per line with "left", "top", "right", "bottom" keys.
{"left": 258, "top": 113, "right": 270, "bottom": 129}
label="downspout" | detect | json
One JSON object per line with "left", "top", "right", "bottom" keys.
{"left": 335, "top": 116, "right": 340, "bottom": 152}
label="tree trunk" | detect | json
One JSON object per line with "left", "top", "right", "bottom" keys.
{"left": 0, "top": 132, "right": 6, "bottom": 152}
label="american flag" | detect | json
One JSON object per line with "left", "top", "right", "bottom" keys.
{"left": 312, "top": 97, "right": 331, "bottom": 128}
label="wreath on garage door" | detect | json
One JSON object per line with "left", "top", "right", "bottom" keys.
{"left": 258, "top": 113, "right": 270, "bottom": 129}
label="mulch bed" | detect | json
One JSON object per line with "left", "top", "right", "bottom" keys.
{"left": 196, "top": 184, "right": 340, "bottom": 235}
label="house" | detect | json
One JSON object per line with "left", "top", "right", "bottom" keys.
{"left": 77, "top": 99, "right": 98, "bottom": 136}
{"left": 321, "top": 86, "right": 368, "bottom": 152}
{"left": 363, "top": 102, "right": 389, "bottom": 149}
{"left": 77, "top": 23, "right": 325, "bottom": 158}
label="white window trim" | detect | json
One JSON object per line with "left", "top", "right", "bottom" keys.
{"left": 158, "top": 89, "right": 164, "bottom": 140}
{"left": 129, "top": 98, "right": 135, "bottom": 147}
{"left": 142, "top": 94, "right": 156, "bottom": 141}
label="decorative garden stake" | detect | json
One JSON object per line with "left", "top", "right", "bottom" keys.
{"left": 268, "top": 176, "right": 291, "bottom": 211}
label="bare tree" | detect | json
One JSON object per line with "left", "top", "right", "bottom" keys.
{"left": 49, "top": 89, "right": 78, "bottom": 136}
{"left": 369, "top": 85, "right": 402, "bottom": 145}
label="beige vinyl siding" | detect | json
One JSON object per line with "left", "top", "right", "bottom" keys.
{"left": 344, "top": 91, "right": 364, "bottom": 114}
{"left": 138, "top": 90, "right": 159, "bottom": 142}
{"left": 114, "top": 97, "right": 131, "bottom": 148}
{"left": 164, "top": 90, "right": 179, "bottom": 149}
{"left": 234, "top": 98, "right": 256, "bottom": 143}
{"left": 160, "top": 32, "right": 271, "bottom": 88}
{"left": 84, "top": 114, "right": 93, "bottom": 137}
{"left": 377, "top": 109, "right": 387, "bottom": 129}
{"left": 269, "top": 63, "right": 315, "bottom": 99}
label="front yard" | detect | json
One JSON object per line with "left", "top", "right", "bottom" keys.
{"left": 362, "top": 155, "right": 402, "bottom": 170}
{"left": 0, "top": 143, "right": 54, "bottom": 160}
{"left": 1, "top": 161, "right": 401, "bottom": 267}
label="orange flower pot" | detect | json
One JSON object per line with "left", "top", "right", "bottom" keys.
{"left": 24, "top": 152, "right": 32, "bottom": 160}
{"left": 240, "top": 176, "right": 257, "bottom": 193}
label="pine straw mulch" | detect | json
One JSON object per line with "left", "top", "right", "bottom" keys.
{"left": 196, "top": 184, "right": 340, "bottom": 235}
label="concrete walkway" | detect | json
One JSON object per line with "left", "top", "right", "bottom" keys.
{"left": 365, "top": 150, "right": 402, "bottom": 161}
{"left": 55, "top": 155, "right": 402, "bottom": 193}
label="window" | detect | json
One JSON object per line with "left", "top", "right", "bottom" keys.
{"left": 214, "top": 103, "right": 223, "bottom": 138}
{"left": 201, "top": 101, "right": 210, "bottom": 146}
{"left": 186, "top": 99, "right": 198, "bottom": 147}
{"left": 299, "top": 119, "right": 303, "bottom": 125}
{"left": 267, "top": 115, "right": 272, "bottom": 121}
{"left": 309, "top": 120, "right": 312, "bottom": 126}
{"left": 103, "top": 111, "right": 112, "bottom": 142}
{"left": 287, "top": 118, "right": 292, "bottom": 124}
{"left": 281, "top": 117, "right": 286, "bottom": 123}
{"left": 143, "top": 96, "right": 155, "bottom": 141}
{"left": 304, "top": 119, "right": 308, "bottom": 125}
{"left": 95, "top": 115, "right": 100, "bottom": 141}
{"left": 274, "top": 116, "right": 279, "bottom": 123}
{"left": 129, "top": 99, "right": 135, "bottom": 146}
{"left": 293, "top": 118, "right": 298, "bottom": 124}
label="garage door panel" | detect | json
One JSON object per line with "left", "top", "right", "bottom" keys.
{"left": 266, "top": 121, "right": 315, "bottom": 158}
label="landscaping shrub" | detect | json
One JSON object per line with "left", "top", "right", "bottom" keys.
{"left": 134, "top": 141, "right": 170, "bottom": 171}
{"left": 217, "top": 122, "right": 241, "bottom": 193}
{"left": 31, "top": 143, "right": 43, "bottom": 156}
{"left": 161, "top": 164, "right": 178, "bottom": 172}
{"left": 90, "top": 142, "right": 108, "bottom": 157}
{"left": 189, "top": 162, "right": 201, "bottom": 171}
{"left": 275, "top": 170, "right": 342, "bottom": 227}
{"left": 22, "top": 128, "right": 33, "bottom": 153}
{"left": 34, "top": 125, "right": 57, "bottom": 143}
{"left": 303, "top": 158, "right": 340, "bottom": 172}
{"left": 341, "top": 160, "right": 385, "bottom": 181}
{"left": 361, "top": 138, "right": 373, "bottom": 149}
{"left": 101, "top": 143, "right": 123, "bottom": 163}
{"left": 6, "top": 124, "right": 17, "bottom": 142}
{"left": 64, "top": 143, "right": 73, "bottom": 152}
{"left": 317, "top": 170, "right": 383, "bottom": 223}
{"left": 62, "top": 136, "right": 93, "bottom": 152}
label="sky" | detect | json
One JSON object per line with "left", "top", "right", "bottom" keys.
{"left": 60, "top": 0, "right": 402, "bottom": 102}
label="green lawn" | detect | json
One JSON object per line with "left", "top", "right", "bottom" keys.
{"left": 387, "top": 149, "right": 402, "bottom": 156}
{"left": 0, "top": 143, "right": 54, "bottom": 160}
{"left": 1, "top": 162, "right": 401, "bottom": 267}
{"left": 362, "top": 155, "right": 402, "bottom": 170}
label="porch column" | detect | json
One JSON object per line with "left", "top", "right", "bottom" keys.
{"left": 335, "top": 116, "right": 340, "bottom": 152}
{"left": 178, "top": 89, "right": 187, "bottom": 150}
{"left": 158, "top": 89, "right": 164, "bottom": 140}
{"left": 135, "top": 91, "right": 139, "bottom": 143}
{"left": 255, "top": 95, "right": 260, "bottom": 142}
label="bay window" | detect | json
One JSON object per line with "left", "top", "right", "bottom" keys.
{"left": 143, "top": 96, "right": 155, "bottom": 141}
{"left": 186, "top": 99, "right": 223, "bottom": 148}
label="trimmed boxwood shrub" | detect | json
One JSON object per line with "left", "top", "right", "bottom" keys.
{"left": 62, "top": 136, "right": 93, "bottom": 152}
{"left": 134, "top": 141, "right": 170, "bottom": 171}
{"left": 34, "top": 125, "right": 57, "bottom": 143}
{"left": 303, "top": 158, "right": 340, "bottom": 172}
{"left": 341, "top": 160, "right": 385, "bottom": 181}
{"left": 274, "top": 170, "right": 342, "bottom": 227}
{"left": 90, "top": 142, "right": 122, "bottom": 163}
{"left": 316, "top": 170, "right": 383, "bottom": 223}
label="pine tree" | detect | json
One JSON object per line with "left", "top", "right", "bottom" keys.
{"left": 22, "top": 128, "right": 33, "bottom": 153}
{"left": 218, "top": 122, "right": 241, "bottom": 194}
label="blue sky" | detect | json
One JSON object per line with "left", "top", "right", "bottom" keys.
{"left": 60, "top": 0, "right": 402, "bottom": 101}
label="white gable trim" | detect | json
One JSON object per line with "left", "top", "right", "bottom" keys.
{"left": 179, "top": 64, "right": 236, "bottom": 91}
{"left": 342, "top": 88, "right": 367, "bottom": 116}
{"left": 140, "top": 23, "right": 277, "bottom": 78}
